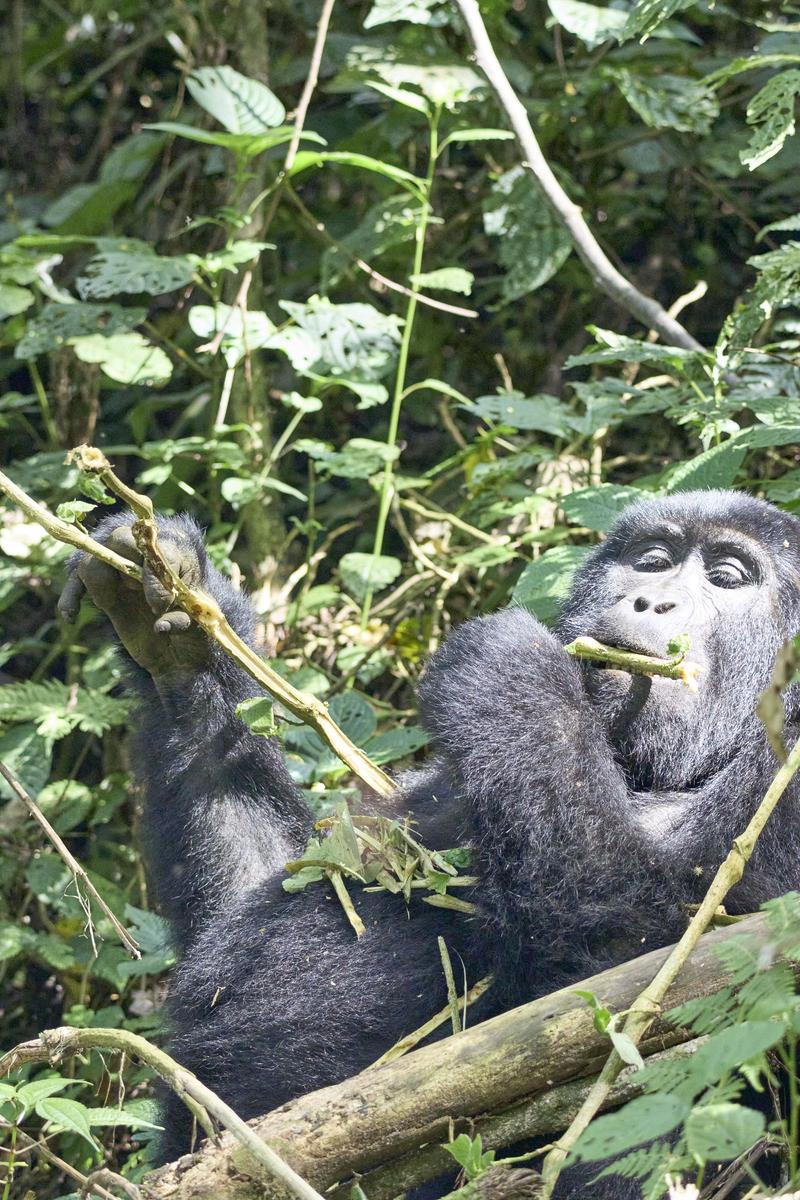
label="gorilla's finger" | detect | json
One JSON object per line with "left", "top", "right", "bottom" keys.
{"left": 154, "top": 610, "right": 193, "bottom": 634}
{"left": 57, "top": 571, "right": 86, "bottom": 624}
{"left": 106, "top": 526, "right": 144, "bottom": 565}
{"left": 142, "top": 538, "right": 202, "bottom": 617}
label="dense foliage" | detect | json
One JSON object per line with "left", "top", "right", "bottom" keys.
{"left": 2, "top": 0, "right": 800, "bottom": 1194}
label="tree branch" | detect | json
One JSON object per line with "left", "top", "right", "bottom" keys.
{"left": 0, "top": 1027, "right": 324, "bottom": 1200}
{"left": 53, "top": 912, "right": 781, "bottom": 1200}
{"left": 539, "top": 729, "right": 800, "bottom": 1194}
{"left": 452, "top": 0, "right": 704, "bottom": 352}
{"left": 0, "top": 452, "right": 394, "bottom": 799}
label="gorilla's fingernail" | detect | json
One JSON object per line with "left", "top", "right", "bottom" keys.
{"left": 154, "top": 618, "right": 171, "bottom": 634}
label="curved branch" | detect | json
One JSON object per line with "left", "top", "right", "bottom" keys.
{"left": 453, "top": 0, "right": 704, "bottom": 352}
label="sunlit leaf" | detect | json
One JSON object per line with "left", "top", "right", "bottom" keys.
{"left": 70, "top": 332, "right": 173, "bottom": 385}
{"left": 186, "top": 65, "right": 286, "bottom": 132}
{"left": 741, "top": 70, "right": 800, "bottom": 171}
{"left": 483, "top": 166, "right": 572, "bottom": 303}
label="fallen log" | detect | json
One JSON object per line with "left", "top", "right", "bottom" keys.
{"left": 145, "top": 912, "right": 778, "bottom": 1200}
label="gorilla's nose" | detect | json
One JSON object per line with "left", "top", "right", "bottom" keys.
{"left": 632, "top": 595, "right": 677, "bottom": 615}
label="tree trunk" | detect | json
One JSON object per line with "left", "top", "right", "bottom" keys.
{"left": 145, "top": 913, "right": 778, "bottom": 1200}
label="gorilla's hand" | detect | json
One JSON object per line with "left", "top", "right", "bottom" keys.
{"left": 58, "top": 513, "right": 211, "bottom": 678}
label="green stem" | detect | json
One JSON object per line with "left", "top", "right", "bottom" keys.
{"left": 360, "top": 105, "right": 442, "bottom": 629}
{"left": 29, "top": 362, "right": 57, "bottom": 447}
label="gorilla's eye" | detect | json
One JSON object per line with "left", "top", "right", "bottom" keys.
{"left": 708, "top": 558, "right": 750, "bottom": 589}
{"left": 634, "top": 546, "right": 672, "bottom": 571}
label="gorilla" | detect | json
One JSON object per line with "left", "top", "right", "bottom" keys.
{"left": 59, "top": 489, "right": 800, "bottom": 1192}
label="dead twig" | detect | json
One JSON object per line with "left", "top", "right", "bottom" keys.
{"left": 0, "top": 761, "right": 140, "bottom": 959}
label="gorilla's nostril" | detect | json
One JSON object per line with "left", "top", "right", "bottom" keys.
{"left": 654, "top": 600, "right": 676, "bottom": 615}
{"left": 633, "top": 597, "right": 649, "bottom": 613}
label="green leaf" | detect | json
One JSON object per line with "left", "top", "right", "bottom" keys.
{"left": 289, "top": 151, "right": 426, "bottom": 197}
{"left": 471, "top": 390, "right": 574, "bottom": 438}
{"left": 77, "top": 241, "right": 197, "bottom": 299}
{"left": 364, "top": 726, "right": 431, "bottom": 765}
{"left": 0, "top": 680, "right": 130, "bottom": 739}
{"left": 42, "top": 181, "right": 136, "bottom": 235}
{"left": 186, "top": 65, "right": 286, "bottom": 132}
{"left": 444, "top": 1133, "right": 496, "bottom": 1180}
{"left": 561, "top": 485, "right": 647, "bottom": 532}
{"left": 70, "top": 332, "right": 172, "bottom": 385}
{"left": 0, "top": 283, "right": 35, "bottom": 317}
{"left": 438, "top": 128, "right": 515, "bottom": 152}
{"left": 144, "top": 122, "right": 312, "bottom": 158}
{"left": 35, "top": 1097, "right": 99, "bottom": 1151}
{"left": 330, "top": 692, "right": 378, "bottom": 745}
{"left": 621, "top": 0, "right": 700, "bottom": 42}
{"left": 606, "top": 68, "right": 718, "bottom": 134}
{"left": 296, "top": 437, "right": 399, "bottom": 480}
{"left": 17, "top": 1077, "right": 79, "bottom": 1107}
{"left": 0, "top": 725, "right": 52, "bottom": 799}
{"left": 566, "top": 328, "right": 702, "bottom": 370}
{"left": 15, "top": 302, "right": 146, "bottom": 361}
{"left": 608, "top": 1026, "right": 645, "bottom": 1069}
{"left": 512, "top": 546, "right": 590, "bottom": 623}
{"left": 572, "top": 1094, "right": 688, "bottom": 1161}
{"left": 548, "top": 0, "right": 627, "bottom": 49}
{"left": 273, "top": 298, "right": 402, "bottom": 385}
{"left": 363, "top": 80, "right": 431, "bottom": 115}
{"left": 87, "top": 1105, "right": 163, "bottom": 1131}
{"left": 685, "top": 1103, "right": 764, "bottom": 1163}
{"left": 236, "top": 696, "right": 278, "bottom": 738}
{"left": 665, "top": 441, "right": 746, "bottom": 492}
{"left": 483, "top": 166, "right": 572, "bottom": 303}
{"left": 0, "top": 921, "right": 35, "bottom": 963}
{"left": 340, "top": 553, "right": 403, "bottom": 601}
{"left": 189, "top": 302, "right": 275, "bottom": 367}
{"left": 364, "top": 0, "right": 447, "bottom": 28}
{"left": 409, "top": 267, "right": 473, "bottom": 294}
{"left": 741, "top": 70, "right": 800, "bottom": 171}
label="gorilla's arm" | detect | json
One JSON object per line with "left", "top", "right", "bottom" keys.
{"left": 61, "top": 514, "right": 310, "bottom": 947}
{"left": 417, "top": 608, "right": 699, "bottom": 993}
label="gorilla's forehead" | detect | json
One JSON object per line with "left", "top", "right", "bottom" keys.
{"left": 604, "top": 490, "right": 800, "bottom": 559}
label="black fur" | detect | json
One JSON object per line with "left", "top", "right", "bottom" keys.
{"left": 87, "top": 492, "right": 800, "bottom": 1193}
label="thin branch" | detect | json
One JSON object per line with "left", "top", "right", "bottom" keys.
{"left": 565, "top": 636, "right": 700, "bottom": 691}
{"left": 452, "top": 0, "right": 704, "bottom": 352}
{"left": 0, "top": 761, "right": 140, "bottom": 959}
{"left": 261, "top": 0, "right": 337, "bottom": 233}
{"left": 285, "top": 184, "right": 479, "bottom": 318}
{"left": 539, "top": 729, "right": 800, "bottom": 1195}
{"left": 0, "top": 453, "right": 393, "bottom": 798}
{"left": 0, "top": 1026, "right": 325, "bottom": 1200}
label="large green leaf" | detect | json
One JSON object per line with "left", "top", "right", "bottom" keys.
{"left": 561, "top": 484, "right": 648, "bottom": 531}
{"left": 339, "top": 552, "right": 403, "bottom": 601}
{"left": 186, "top": 65, "right": 285, "bottom": 132}
{"left": 70, "top": 332, "right": 172, "bottom": 385}
{"left": 15, "top": 302, "right": 146, "bottom": 360}
{"left": 572, "top": 1094, "right": 688, "bottom": 1160}
{"left": 621, "top": 0, "right": 700, "bottom": 41}
{"left": 470, "top": 391, "right": 575, "bottom": 438}
{"left": 289, "top": 151, "right": 426, "bottom": 197}
{"left": 483, "top": 166, "right": 572, "bottom": 303}
{"left": 741, "top": 70, "right": 800, "bottom": 171}
{"left": 512, "top": 546, "right": 590, "bottom": 623}
{"left": 548, "top": 0, "right": 627, "bottom": 49}
{"left": 144, "top": 122, "right": 315, "bottom": 158}
{"left": 77, "top": 240, "right": 197, "bottom": 299}
{"left": 685, "top": 1103, "right": 764, "bottom": 1163}
{"left": 272, "top": 297, "right": 402, "bottom": 385}
{"left": 36, "top": 1097, "right": 99, "bottom": 1151}
{"left": 665, "top": 441, "right": 746, "bottom": 492}
{"left": 188, "top": 302, "right": 275, "bottom": 367}
{"left": 607, "top": 68, "right": 718, "bottom": 134}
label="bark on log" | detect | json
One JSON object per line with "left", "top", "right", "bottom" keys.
{"left": 145, "top": 914, "right": 777, "bottom": 1200}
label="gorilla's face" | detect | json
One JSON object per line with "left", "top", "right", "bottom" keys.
{"left": 556, "top": 492, "right": 800, "bottom": 790}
